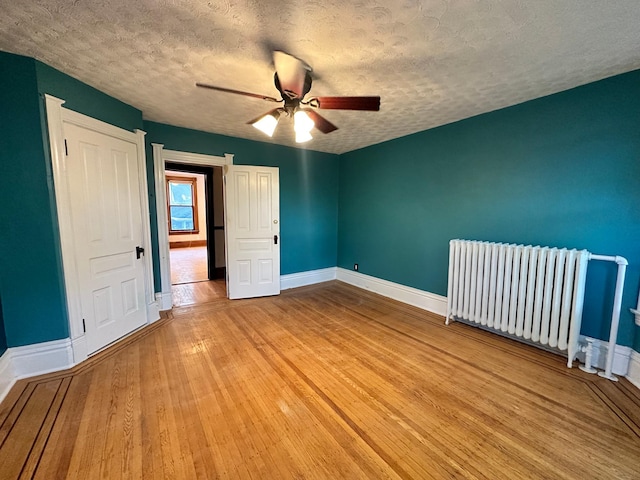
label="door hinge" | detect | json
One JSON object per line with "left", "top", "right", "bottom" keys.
{"left": 82, "top": 318, "right": 86, "bottom": 333}
{"left": 64, "top": 139, "right": 68, "bottom": 156}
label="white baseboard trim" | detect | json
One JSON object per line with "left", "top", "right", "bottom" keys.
{"left": 0, "top": 339, "right": 74, "bottom": 405}
{"left": 281, "top": 267, "right": 337, "bottom": 290}
{"left": 575, "top": 335, "right": 631, "bottom": 377}
{"left": 336, "top": 268, "right": 448, "bottom": 317}
{"left": 10, "top": 338, "right": 74, "bottom": 379}
{"left": 0, "top": 351, "right": 15, "bottom": 406}
{"left": 71, "top": 335, "right": 88, "bottom": 364}
{"left": 147, "top": 300, "right": 161, "bottom": 324}
{"left": 156, "top": 291, "right": 173, "bottom": 311}
{"left": 626, "top": 350, "right": 640, "bottom": 389}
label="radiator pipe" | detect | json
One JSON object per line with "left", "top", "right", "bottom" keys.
{"left": 589, "top": 254, "right": 628, "bottom": 381}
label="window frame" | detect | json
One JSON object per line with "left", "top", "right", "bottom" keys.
{"left": 166, "top": 175, "right": 199, "bottom": 235}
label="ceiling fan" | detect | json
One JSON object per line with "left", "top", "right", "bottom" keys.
{"left": 196, "top": 51, "right": 380, "bottom": 143}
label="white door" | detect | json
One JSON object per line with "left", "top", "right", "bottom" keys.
{"left": 224, "top": 165, "right": 280, "bottom": 299}
{"left": 64, "top": 123, "right": 147, "bottom": 353}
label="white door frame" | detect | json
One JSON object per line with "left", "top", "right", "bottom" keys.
{"left": 45, "top": 94, "right": 157, "bottom": 364}
{"left": 152, "top": 144, "right": 234, "bottom": 310}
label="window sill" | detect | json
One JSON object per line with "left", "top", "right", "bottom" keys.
{"left": 169, "top": 230, "right": 200, "bottom": 235}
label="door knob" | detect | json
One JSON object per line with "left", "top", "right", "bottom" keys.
{"left": 136, "top": 246, "right": 145, "bottom": 259}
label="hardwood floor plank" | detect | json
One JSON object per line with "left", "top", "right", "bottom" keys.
{"left": 0, "top": 383, "right": 37, "bottom": 449}
{"left": 0, "top": 380, "right": 62, "bottom": 479}
{"left": 170, "top": 246, "right": 208, "bottom": 285}
{"left": 139, "top": 333, "right": 192, "bottom": 480}
{"left": 33, "top": 373, "right": 93, "bottom": 480}
{"left": 1, "top": 281, "right": 639, "bottom": 479}
{"left": 171, "top": 279, "right": 226, "bottom": 307}
{"left": 229, "top": 316, "right": 405, "bottom": 479}
{"left": 18, "top": 377, "right": 72, "bottom": 480}
{"left": 243, "top": 304, "right": 525, "bottom": 479}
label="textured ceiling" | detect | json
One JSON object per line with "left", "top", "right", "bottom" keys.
{"left": 1, "top": 1, "right": 639, "bottom": 154}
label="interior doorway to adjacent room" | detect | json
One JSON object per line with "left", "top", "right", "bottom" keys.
{"left": 165, "top": 162, "right": 227, "bottom": 306}
{"left": 167, "top": 170, "right": 208, "bottom": 284}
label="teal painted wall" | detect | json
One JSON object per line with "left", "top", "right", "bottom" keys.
{"left": 0, "top": 52, "right": 144, "bottom": 348}
{"left": 338, "top": 70, "right": 640, "bottom": 348}
{"left": 0, "top": 295, "right": 7, "bottom": 356}
{"left": 0, "top": 52, "right": 69, "bottom": 346}
{"left": 143, "top": 121, "right": 340, "bottom": 292}
{"left": 35, "top": 61, "right": 143, "bottom": 132}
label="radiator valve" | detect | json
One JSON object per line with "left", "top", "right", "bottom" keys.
{"left": 579, "top": 338, "right": 597, "bottom": 374}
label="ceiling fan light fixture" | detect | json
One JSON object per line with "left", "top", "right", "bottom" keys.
{"left": 295, "top": 130, "right": 313, "bottom": 143}
{"left": 252, "top": 112, "right": 280, "bottom": 137}
{"left": 199, "top": 51, "right": 380, "bottom": 143}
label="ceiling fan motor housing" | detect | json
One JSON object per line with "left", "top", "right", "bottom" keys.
{"left": 274, "top": 71, "right": 313, "bottom": 101}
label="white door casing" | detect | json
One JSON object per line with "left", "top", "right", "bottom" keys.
{"left": 224, "top": 165, "right": 280, "bottom": 299}
{"left": 45, "top": 95, "right": 157, "bottom": 363}
{"left": 152, "top": 146, "right": 233, "bottom": 310}
{"left": 64, "top": 123, "right": 147, "bottom": 353}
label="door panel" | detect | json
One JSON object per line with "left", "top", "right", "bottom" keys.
{"left": 65, "top": 123, "right": 147, "bottom": 353}
{"left": 225, "top": 165, "right": 280, "bottom": 299}
{"left": 235, "top": 171, "right": 251, "bottom": 232}
{"left": 257, "top": 172, "right": 273, "bottom": 231}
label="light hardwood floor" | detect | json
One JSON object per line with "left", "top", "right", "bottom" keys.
{"left": 0, "top": 282, "right": 638, "bottom": 479}
{"left": 170, "top": 246, "right": 208, "bottom": 285}
{"left": 171, "top": 279, "right": 227, "bottom": 307}
{"left": 169, "top": 245, "right": 226, "bottom": 307}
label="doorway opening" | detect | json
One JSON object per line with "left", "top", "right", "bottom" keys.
{"left": 164, "top": 162, "right": 226, "bottom": 307}
{"left": 151, "top": 147, "right": 233, "bottom": 310}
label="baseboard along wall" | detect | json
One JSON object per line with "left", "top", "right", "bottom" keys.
{"left": 336, "top": 268, "right": 448, "bottom": 317}
{"left": 574, "top": 336, "right": 632, "bottom": 377}
{"left": 0, "top": 338, "right": 74, "bottom": 405}
{"left": 156, "top": 292, "right": 173, "bottom": 311}
{"left": 281, "top": 267, "right": 337, "bottom": 290}
{"left": 0, "top": 351, "right": 13, "bottom": 405}
{"left": 627, "top": 350, "right": 640, "bottom": 390}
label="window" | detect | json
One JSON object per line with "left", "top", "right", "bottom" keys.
{"left": 166, "top": 176, "right": 199, "bottom": 234}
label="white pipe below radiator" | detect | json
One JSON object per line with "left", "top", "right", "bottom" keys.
{"left": 579, "top": 338, "right": 598, "bottom": 374}
{"left": 588, "top": 254, "right": 628, "bottom": 381}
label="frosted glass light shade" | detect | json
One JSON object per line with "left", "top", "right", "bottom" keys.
{"left": 294, "top": 110, "right": 314, "bottom": 134}
{"left": 252, "top": 114, "right": 279, "bottom": 137}
{"left": 295, "top": 130, "right": 313, "bottom": 143}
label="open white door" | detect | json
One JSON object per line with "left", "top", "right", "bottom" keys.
{"left": 64, "top": 123, "right": 148, "bottom": 353}
{"left": 224, "top": 165, "right": 280, "bottom": 299}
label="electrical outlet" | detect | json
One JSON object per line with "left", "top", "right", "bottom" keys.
{"left": 354, "top": 263, "right": 358, "bottom": 271}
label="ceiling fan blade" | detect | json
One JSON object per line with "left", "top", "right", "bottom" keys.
{"left": 196, "top": 83, "right": 280, "bottom": 102}
{"left": 302, "top": 109, "right": 338, "bottom": 134}
{"left": 273, "top": 51, "right": 311, "bottom": 98}
{"left": 310, "top": 96, "right": 380, "bottom": 111}
{"left": 246, "top": 108, "right": 282, "bottom": 126}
